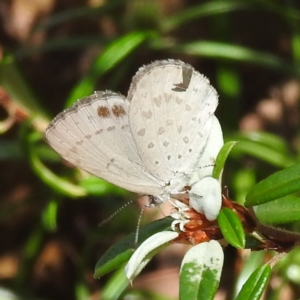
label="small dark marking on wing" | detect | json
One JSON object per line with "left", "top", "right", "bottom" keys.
{"left": 97, "top": 106, "right": 110, "bottom": 118}
{"left": 112, "top": 105, "right": 126, "bottom": 117}
{"left": 172, "top": 64, "right": 193, "bottom": 92}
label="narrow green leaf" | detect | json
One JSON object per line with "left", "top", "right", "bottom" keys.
{"left": 125, "top": 231, "right": 179, "bottom": 281}
{"left": 30, "top": 148, "right": 87, "bottom": 197}
{"left": 255, "top": 195, "right": 300, "bottom": 225}
{"left": 95, "top": 249, "right": 134, "bottom": 279}
{"left": 24, "top": 130, "right": 87, "bottom": 198}
{"left": 231, "top": 140, "right": 294, "bottom": 168}
{"left": 231, "top": 131, "right": 292, "bottom": 155}
{"left": 101, "top": 267, "right": 130, "bottom": 300}
{"left": 94, "top": 217, "right": 172, "bottom": 278}
{"left": 217, "top": 67, "right": 241, "bottom": 98}
{"left": 79, "top": 176, "right": 128, "bottom": 196}
{"left": 213, "top": 141, "right": 237, "bottom": 180}
{"left": 218, "top": 208, "right": 245, "bottom": 249}
{"left": 162, "top": 2, "right": 252, "bottom": 32}
{"left": 67, "top": 31, "right": 156, "bottom": 105}
{"left": 159, "top": 41, "right": 299, "bottom": 76}
{"left": 235, "top": 265, "right": 271, "bottom": 300}
{"left": 233, "top": 252, "right": 266, "bottom": 298}
{"left": 233, "top": 168, "right": 256, "bottom": 205}
{"left": 229, "top": 131, "right": 294, "bottom": 168}
{"left": 245, "top": 163, "right": 300, "bottom": 207}
{"left": 180, "top": 241, "right": 224, "bottom": 300}
{"left": 182, "top": 41, "right": 300, "bottom": 76}
{"left": 41, "top": 199, "right": 58, "bottom": 231}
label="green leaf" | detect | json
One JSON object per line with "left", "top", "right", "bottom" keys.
{"left": 67, "top": 31, "right": 156, "bottom": 105}
{"left": 23, "top": 129, "right": 87, "bottom": 198}
{"left": 101, "top": 267, "right": 130, "bottom": 300}
{"left": 235, "top": 264, "right": 271, "bottom": 300}
{"left": 229, "top": 133, "right": 294, "bottom": 168}
{"left": 41, "top": 199, "right": 58, "bottom": 231}
{"left": 94, "top": 217, "right": 172, "bottom": 278}
{"left": 233, "top": 168, "right": 256, "bottom": 205}
{"left": 180, "top": 241, "right": 224, "bottom": 300}
{"left": 213, "top": 141, "right": 237, "bottom": 180}
{"left": 234, "top": 140, "right": 293, "bottom": 168}
{"left": 79, "top": 176, "right": 128, "bottom": 196}
{"left": 255, "top": 195, "right": 300, "bottom": 225}
{"left": 217, "top": 67, "right": 241, "bottom": 98}
{"left": 218, "top": 208, "right": 245, "bottom": 249}
{"left": 125, "top": 231, "right": 179, "bottom": 281}
{"left": 244, "top": 235, "right": 266, "bottom": 250}
{"left": 163, "top": 41, "right": 299, "bottom": 76}
{"left": 245, "top": 162, "right": 300, "bottom": 207}
{"left": 95, "top": 249, "right": 134, "bottom": 279}
{"left": 231, "top": 131, "right": 292, "bottom": 156}
{"left": 31, "top": 149, "right": 87, "bottom": 197}
{"left": 229, "top": 131, "right": 294, "bottom": 168}
{"left": 162, "top": 2, "right": 252, "bottom": 32}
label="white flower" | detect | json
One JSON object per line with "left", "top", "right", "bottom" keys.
{"left": 125, "top": 193, "right": 224, "bottom": 282}
{"left": 170, "top": 200, "right": 190, "bottom": 231}
{"left": 189, "top": 176, "right": 222, "bottom": 221}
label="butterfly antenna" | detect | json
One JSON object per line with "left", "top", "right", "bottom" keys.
{"left": 134, "top": 195, "right": 166, "bottom": 245}
{"left": 134, "top": 206, "right": 145, "bottom": 245}
{"left": 98, "top": 198, "right": 137, "bottom": 227}
{"left": 201, "top": 163, "right": 215, "bottom": 169}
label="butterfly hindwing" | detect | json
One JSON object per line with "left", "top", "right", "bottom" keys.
{"left": 45, "top": 91, "right": 164, "bottom": 195}
{"left": 128, "top": 60, "right": 219, "bottom": 186}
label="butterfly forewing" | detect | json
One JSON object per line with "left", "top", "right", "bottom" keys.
{"left": 45, "top": 91, "right": 164, "bottom": 195}
{"left": 128, "top": 60, "right": 218, "bottom": 185}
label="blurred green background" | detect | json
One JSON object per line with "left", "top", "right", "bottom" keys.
{"left": 0, "top": 0, "right": 300, "bottom": 299}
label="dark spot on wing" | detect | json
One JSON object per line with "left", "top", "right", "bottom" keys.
{"left": 172, "top": 64, "right": 193, "bottom": 92}
{"left": 112, "top": 105, "right": 126, "bottom": 117}
{"left": 97, "top": 106, "right": 110, "bottom": 118}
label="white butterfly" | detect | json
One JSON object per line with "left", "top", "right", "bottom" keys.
{"left": 45, "top": 60, "right": 223, "bottom": 217}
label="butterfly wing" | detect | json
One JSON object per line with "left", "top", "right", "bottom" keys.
{"left": 128, "top": 60, "right": 219, "bottom": 187}
{"left": 45, "top": 91, "right": 164, "bottom": 195}
{"left": 192, "top": 116, "right": 224, "bottom": 181}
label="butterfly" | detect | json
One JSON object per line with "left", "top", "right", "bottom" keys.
{"left": 45, "top": 59, "right": 223, "bottom": 216}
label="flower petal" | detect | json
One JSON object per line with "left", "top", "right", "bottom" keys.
{"left": 189, "top": 176, "right": 222, "bottom": 221}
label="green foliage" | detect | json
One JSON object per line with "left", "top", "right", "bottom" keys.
{"left": 235, "top": 264, "right": 271, "bottom": 300}
{"left": 213, "top": 140, "right": 237, "bottom": 180}
{"left": 218, "top": 208, "right": 245, "bottom": 249}
{"left": 246, "top": 163, "right": 300, "bottom": 206}
{"left": 94, "top": 217, "right": 172, "bottom": 278}
{"left": 179, "top": 241, "right": 223, "bottom": 300}
{"left": 1, "top": 0, "right": 300, "bottom": 299}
